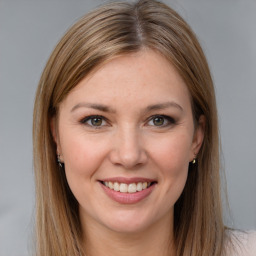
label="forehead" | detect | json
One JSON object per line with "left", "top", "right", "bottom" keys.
{"left": 60, "top": 49, "right": 191, "bottom": 111}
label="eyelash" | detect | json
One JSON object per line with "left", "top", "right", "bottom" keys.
{"left": 79, "top": 114, "right": 176, "bottom": 128}
{"left": 147, "top": 115, "right": 176, "bottom": 127}
{"left": 80, "top": 115, "right": 108, "bottom": 128}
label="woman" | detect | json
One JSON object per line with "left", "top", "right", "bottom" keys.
{"left": 33, "top": 0, "right": 256, "bottom": 255}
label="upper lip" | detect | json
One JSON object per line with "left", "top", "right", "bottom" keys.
{"left": 99, "top": 177, "right": 157, "bottom": 184}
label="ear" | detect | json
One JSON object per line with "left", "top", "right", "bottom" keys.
{"left": 50, "top": 117, "right": 62, "bottom": 156}
{"left": 190, "top": 115, "right": 205, "bottom": 161}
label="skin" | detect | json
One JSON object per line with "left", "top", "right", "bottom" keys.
{"left": 52, "top": 49, "right": 205, "bottom": 256}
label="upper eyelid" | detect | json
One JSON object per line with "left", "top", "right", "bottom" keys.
{"left": 148, "top": 115, "right": 176, "bottom": 127}
{"left": 79, "top": 114, "right": 175, "bottom": 125}
{"left": 80, "top": 115, "right": 108, "bottom": 124}
{"left": 147, "top": 114, "right": 175, "bottom": 122}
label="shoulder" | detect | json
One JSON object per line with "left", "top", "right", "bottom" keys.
{"left": 225, "top": 230, "right": 256, "bottom": 256}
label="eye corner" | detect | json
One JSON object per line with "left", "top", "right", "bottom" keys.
{"left": 79, "top": 115, "right": 108, "bottom": 128}
{"left": 147, "top": 114, "right": 176, "bottom": 128}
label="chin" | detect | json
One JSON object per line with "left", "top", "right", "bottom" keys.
{"left": 98, "top": 209, "right": 161, "bottom": 234}
{"left": 104, "top": 220, "right": 150, "bottom": 234}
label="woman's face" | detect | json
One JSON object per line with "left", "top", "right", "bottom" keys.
{"left": 54, "top": 50, "right": 204, "bottom": 234}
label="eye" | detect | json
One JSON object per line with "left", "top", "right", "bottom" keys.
{"left": 148, "top": 115, "right": 175, "bottom": 127}
{"left": 80, "top": 115, "right": 107, "bottom": 127}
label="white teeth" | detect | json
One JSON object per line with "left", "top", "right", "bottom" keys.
{"left": 136, "top": 182, "right": 143, "bottom": 191}
{"left": 113, "top": 182, "right": 119, "bottom": 191}
{"left": 103, "top": 181, "right": 154, "bottom": 193}
{"left": 120, "top": 183, "right": 128, "bottom": 193}
{"left": 108, "top": 181, "right": 114, "bottom": 189}
{"left": 128, "top": 183, "right": 137, "bottom": 193}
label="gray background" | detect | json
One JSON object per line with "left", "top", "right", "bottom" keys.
{"left": 0, "top": 0, "right": 255, "bottom": 255}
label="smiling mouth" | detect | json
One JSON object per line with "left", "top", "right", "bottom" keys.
{"left": 100, "top": 181, "right": 156, "bottom": 193}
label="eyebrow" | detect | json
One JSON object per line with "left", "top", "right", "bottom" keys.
{"left": 71, "top": 101, "right": 183, "bottom": 113}
{"left": 71, "top": 103, "right": 115, "bottom": 113}
{"left": 145, "top": 102, "right": 183, "bottom": 112}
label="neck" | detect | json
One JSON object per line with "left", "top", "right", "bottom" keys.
{"left": 81, "top": 212, "right": 176, "bottom": 256}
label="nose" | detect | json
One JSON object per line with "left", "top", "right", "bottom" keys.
{"left": 109, "top": 126, "right": 148, "bottom": 169}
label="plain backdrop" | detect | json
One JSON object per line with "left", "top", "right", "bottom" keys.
{"left": 0, "top": 0, "right": 255, "bottom": 255}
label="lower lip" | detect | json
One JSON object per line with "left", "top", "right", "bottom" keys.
{"left": 100, "top": 182, "right": 156, "bottom": 204}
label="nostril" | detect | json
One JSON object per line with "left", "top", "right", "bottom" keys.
{"left": 109, "top": 149, "right": 148, "bottom": 169}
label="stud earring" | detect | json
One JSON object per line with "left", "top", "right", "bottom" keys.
{"left": 192, "top": 153, "right": 197, "bottom": 164}
{"left": 57, "top": 154, "right": 63, "bottom": 168}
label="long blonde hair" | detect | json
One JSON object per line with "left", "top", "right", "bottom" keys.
{"left": 33, "top": 0, "right": 226, "bottom": 255}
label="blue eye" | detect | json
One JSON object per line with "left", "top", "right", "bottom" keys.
{"left": 81, "top": 115, "right": 107, "bottom": 127}
{"left": 148, "top": 115, "right": 175, "bottom": 127}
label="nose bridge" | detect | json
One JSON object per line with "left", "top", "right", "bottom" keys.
{"left": 110, "top": 124, "right": 147, "bottom": 168}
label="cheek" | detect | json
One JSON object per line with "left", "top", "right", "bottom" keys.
{"left": 150, "top": 132, "right": 192, "bottom": 172}
{"left": 60, "top": 130, "right": 109, "bottom": 177}
{"left": 149, "top": 132, "right": 192, "bottom": 196}
{"left": 60, "top": 132, "right": 111, "bottom": 206}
